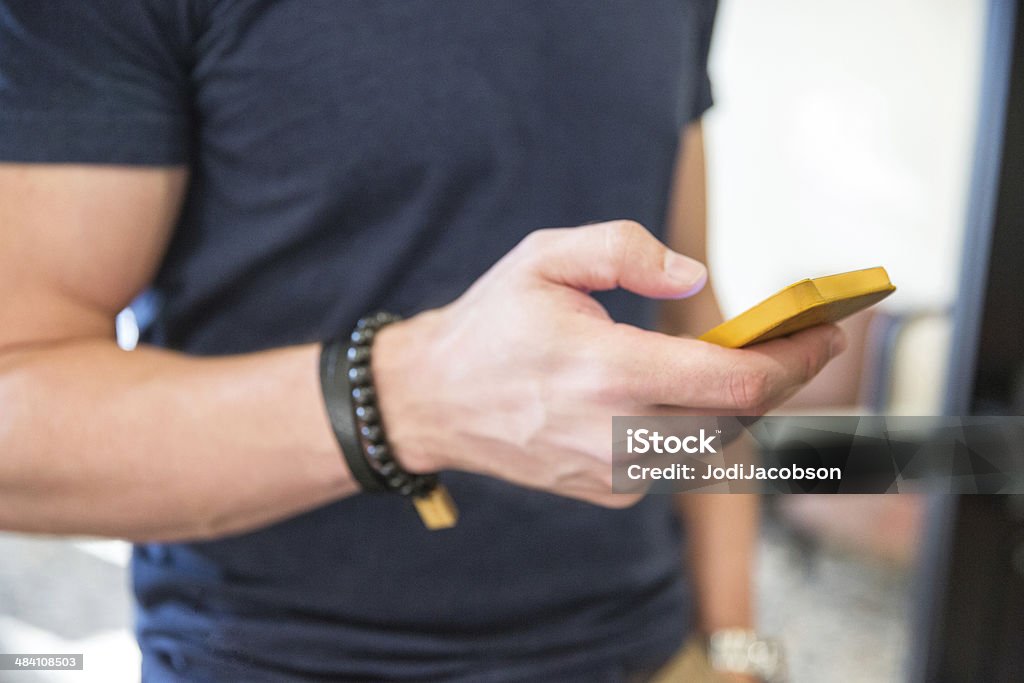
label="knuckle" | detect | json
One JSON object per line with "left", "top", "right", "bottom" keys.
{"left": 587, "top": 357, "right": 627, "bottom": 405}
{"left": 614, "top": 219, "right": 647, "bottom": 235}
{"left": 728, "top": 367, "right": 771, "bottom": 412}
{"left": 602, "top": 220, "right": 646, "bottom": 251}
{"left": 517, "top": 228, "right": 558, "bottom": 256}
{"left": 600, "top": 221, "right": 654, "bottom": 284}
{"left": 794, "top": 333, "right": 830, "bottom": 384}
{"left": 800, "top": 326, "right": 838, "bottom": 380}
{"left": 802, "top": 344, "right": 822, "bottom": 383}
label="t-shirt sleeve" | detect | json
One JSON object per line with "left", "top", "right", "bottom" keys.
{"left": 0, "top": 1, "right": 194, "bottom": 165}
{"left": 688, "top": 0, "right": 718, "bottom": 122}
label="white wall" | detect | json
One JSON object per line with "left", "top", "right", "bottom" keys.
{"left": 705, "top": 0, "right": 986, "bottom": 316}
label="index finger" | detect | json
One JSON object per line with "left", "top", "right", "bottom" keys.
{"left": 616, "top": 323, "right": 846, "bottom": 411}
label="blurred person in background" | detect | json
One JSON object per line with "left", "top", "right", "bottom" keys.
{"left": 0, "top": 2, "right": 843, "bottom": 681}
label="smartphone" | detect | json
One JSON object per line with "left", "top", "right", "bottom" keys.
{"left": 699, "top": 267, "right": 896, "bottom": 348}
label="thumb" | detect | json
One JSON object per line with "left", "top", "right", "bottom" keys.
{"left": 521, "top": 220, "right": 707, "bottom": 299}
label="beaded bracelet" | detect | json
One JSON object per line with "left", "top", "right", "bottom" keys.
{"left": 320, "top": 312, "right": 458, "bottom": 529}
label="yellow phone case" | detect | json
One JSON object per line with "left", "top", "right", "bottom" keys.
{"left": 699, "top": 267, "right": 896, "bottom": 348}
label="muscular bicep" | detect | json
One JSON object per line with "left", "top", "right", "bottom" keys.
{"left": 0, "top": 164, "right": 186, "bottom": 349}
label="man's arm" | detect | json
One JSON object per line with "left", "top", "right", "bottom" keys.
{"left": 0, "top": 163, "right": 842, "bottom": 544}
{"left": 0, "top": 165, "right": 355, "bottom": 540}
{"left": 660, "top": 123, "right": 759, "bottom": 633}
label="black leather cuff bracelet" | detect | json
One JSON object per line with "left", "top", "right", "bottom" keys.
{"left": 319, "top": 332, "right": 387, "bottom": 494}
{"left": 319, "top": 312, "right": 458, "bottom": 529}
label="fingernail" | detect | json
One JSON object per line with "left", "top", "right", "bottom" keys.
{"left": 830, "top": 329, "right": 848, "bottom": 356}
{"left": 663, "top": 251, "right": 708, "bottom": 296}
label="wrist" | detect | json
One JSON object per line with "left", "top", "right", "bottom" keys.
{"left": 698, "top": 608, "right": 755, "bottom": 634}
{"left": 371, "top": 311, "right": 451, "bottom": 474}
{"left": 697, "top": 593, "right": 755, "bottom": 634}
{"left": 319, "top": 311, "right": 458, "bottom": 530}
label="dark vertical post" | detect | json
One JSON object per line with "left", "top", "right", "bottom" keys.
{"left": 911, "top": 1, "right": 1024, "bottom": 681}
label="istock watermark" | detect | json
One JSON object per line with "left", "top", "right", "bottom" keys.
{"left": 625, "top": 427, "right": 719, "bottom": 455}
{"left": 611, "top": 416, "right": 1024, "bottom": 494}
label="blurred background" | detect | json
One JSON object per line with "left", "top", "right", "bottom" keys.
{"left": 0, "top": 0, "right": 992, "bottom": 681}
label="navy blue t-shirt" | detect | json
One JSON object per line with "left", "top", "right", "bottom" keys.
{"left": 0, "top": 2, "right": 716, "bottom": 680}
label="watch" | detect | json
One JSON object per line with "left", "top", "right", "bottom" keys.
{"left": 706, "top": 629, "right": 787, "bottom": 683}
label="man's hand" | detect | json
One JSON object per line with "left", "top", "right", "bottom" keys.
{"left": 374, "top": 220, "right": 846, "bottom": 507}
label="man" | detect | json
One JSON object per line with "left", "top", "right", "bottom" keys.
{"left": 0, "top": 2, "right": 842, "bottom": 680}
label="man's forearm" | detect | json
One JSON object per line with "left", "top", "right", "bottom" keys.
{"left": 0, "top": 339, "right": 354, "bottom": 541}
{"left": 675, "top": 493, "right": 758, "bottom": 631}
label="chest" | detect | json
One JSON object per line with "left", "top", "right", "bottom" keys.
{"left": 190, "top": 1, "right": 703, "bottom": 177}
